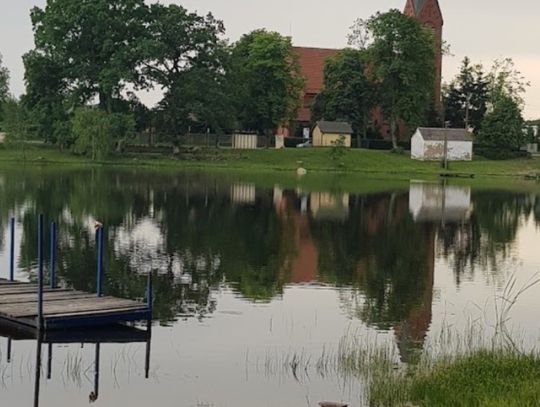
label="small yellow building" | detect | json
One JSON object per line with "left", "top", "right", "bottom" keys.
{"left": 312, "top": 121, "right": 353, "bottom": 147}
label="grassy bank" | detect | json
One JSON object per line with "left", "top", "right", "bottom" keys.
{"left": 3, "top": 144, "right": 540, "bottom": 180}
{"left": 370, "top": 351, "right": 540, "bottom": 407}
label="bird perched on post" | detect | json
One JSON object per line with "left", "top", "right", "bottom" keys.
{"left": 94, "top": 221, "right": 103, "bottom": 230}
{"left": 319, "top": 403, "right": 348, "bottom": 407}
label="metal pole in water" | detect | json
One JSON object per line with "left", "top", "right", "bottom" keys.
{"left": 33, "top": 336, "right": 43, "bottom": 407}
{"left": 37, "top": 214, "right": 44, "bottom": 331}
{"left": 7, "top": 338, "right": 12, "bottom": 363}
{"left": 96, "top": 227, "right": 104, "bottom": 297}
{"left": 47, "top": 343, "right": 52, "bottom": 380}
{"left": 9, "top": 217, "right": 15, "bottom": 281}
{"left": 145, "top": 271, "right": 153, "bottom": 379}
{"left": 49, "top": 222, "right": 56, "bottom": 289}
{"left": 90, "top": 343, "right": 101, "bottom": 403}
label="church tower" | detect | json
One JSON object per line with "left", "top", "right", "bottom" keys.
{"left": 404, "top": 0, "right": 444, "bottom": 111}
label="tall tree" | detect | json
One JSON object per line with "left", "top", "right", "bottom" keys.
{"left": 312, "top": 48, "right": 375, "bottom": 141}
{"left": 487, "top": 58, "right": 529, "bottom": 107}
{"left": 231, "top": 30, "right": 304, "bottom": 136}
{"left": 29, "top": 0, "right": 147, "bottom": 113}
{"left": 0, "top": 53, "right": 8, "bottom": 103}
{"left": 21, "top": 51, "right": 71, "bottom": 144}
{"left": 140, "top": 4, "right": 233, "bottom": 138}
{"left": 366, "top": 10, "right": 436, "bottom": 148}
{"left": 443, "top": 57, "right": 489, "bottom": 132}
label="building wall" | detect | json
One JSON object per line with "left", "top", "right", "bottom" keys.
{"left": 411, "top": 131, "right": 425, "bottom": 160}
{"left": 312, "top": 127, "right": 352, "bottom": 147}
{"left": 416, "top": 140, "right": 472, "bottom": 161}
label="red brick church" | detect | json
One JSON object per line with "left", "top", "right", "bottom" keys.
{"left": 287, "top": 0, "right": 443, "bottom": 140}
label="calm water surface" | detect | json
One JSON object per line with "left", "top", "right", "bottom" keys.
{"left": 0, "top": 167, "right": 539, "bottom": 407}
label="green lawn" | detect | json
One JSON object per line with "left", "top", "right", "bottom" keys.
{"left": 2, "top": 144, "right": 540, "bottom": 180}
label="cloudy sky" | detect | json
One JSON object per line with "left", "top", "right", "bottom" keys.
{"left": 1, "top": 0, "right": 539, "bottom": 118}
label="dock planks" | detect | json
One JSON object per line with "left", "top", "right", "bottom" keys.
{"left": 0, "top": 278, "right": 150, "bottom": 330}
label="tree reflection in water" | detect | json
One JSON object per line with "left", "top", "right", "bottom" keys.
{"left": 0, "top": 168, "right": 536, "bottom": 360}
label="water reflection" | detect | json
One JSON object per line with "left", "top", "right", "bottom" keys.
{"left": 1, "top": 324, "right": 152, "bottom": 407}
{"left": 409, "top": 181, "right": 471, "bottom": 223}
{"left": 0, "top": 168, "right": 539, "bottom": 405}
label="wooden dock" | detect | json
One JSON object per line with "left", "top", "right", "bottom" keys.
{"left": 0, "top": 279, "right": 151, "bottom": 330}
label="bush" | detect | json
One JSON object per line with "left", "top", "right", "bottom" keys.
{"left": 474, "top": 145, "right": 530, "bottom": 160}
{"left": 71, "top": 108, "right": 134, "bottom": 160}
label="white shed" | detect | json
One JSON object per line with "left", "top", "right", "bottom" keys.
{"left": 411, "top": 128, "right": 473, "bottom": 161}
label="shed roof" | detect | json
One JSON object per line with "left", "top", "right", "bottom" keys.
{"left": 316, "top": 121, "right": 353, "bottom": 134}
{"left": 416, "top": 128, "right": 473, "bottom": 142}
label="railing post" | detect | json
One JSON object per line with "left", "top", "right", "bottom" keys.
{"left": 146, "top": 271, "right": 153, "bottom": 314}
{"left": 9, "top": 217, "right": 15, "bottom": 281}
{"left": 37, "top": 214, "right": 44, "bottom": 331}
{"left": 96, "top": 227, "right": 104, "bottom": 297}
{"left": 49, "top": 222, "right": 56, "bottom": 289}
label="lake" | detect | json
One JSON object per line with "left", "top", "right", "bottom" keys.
{"left": 0, "top": 166, "right": 539, "bottom": 407}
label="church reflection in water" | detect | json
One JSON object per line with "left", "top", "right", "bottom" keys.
{"left": 271, "top": 181, "right": 472, "bottom": 361}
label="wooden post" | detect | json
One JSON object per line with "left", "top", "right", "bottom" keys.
{"left": 9, "top": 217, "right": 15, "bottom": 281}
{"left": 49, "top": 222, "right": 56, "bottom": 289}
{"left": 443, "top": 134, "right": 449, "bottom": 170}
{"left": 37, "top": 214, "right": 44, "bottom": 331}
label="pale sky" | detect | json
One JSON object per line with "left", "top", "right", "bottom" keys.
{"left": 1, "top": 0, "right": 539, "bottom": 118}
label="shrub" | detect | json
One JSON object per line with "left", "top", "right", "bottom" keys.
{"left": 71, "top": 108, "right": 134, "bottom": 160}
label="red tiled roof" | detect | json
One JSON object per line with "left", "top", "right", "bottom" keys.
{"left": 293, "top": 47, "right": 339, "bottom": 94}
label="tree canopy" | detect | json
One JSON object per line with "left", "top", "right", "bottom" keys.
{"left": 477, "top": 94, "right": 524, "bottom": 150}
{"left": 230, "top": 30, "right": 304, "bottom": 135}
{"left": 313, "top": 48, "right": 375, "bottom": 141}
{"left": 0, "top": 53, "right": 8, "bottom": 104}
{"left": 141, "top": 4, "right": 234, "bottom": 138}
{"left": 366, "top": 10, "right": 436, "bottom": 147}
{"left": 443, "top": 57, "right": 489, "bottom": 132}
{"left": 29, "top": 0, "right": 147, "bottom": 113}
{"left": 0, "top": 53, "right": 10, "bottom": 127}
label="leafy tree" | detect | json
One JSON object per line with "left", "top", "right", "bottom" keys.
{"left": 21, "top": 51, "right": 71, "bottom": 145}
{"left": 0, "top": 53, "right": 8, "bottom": 103}
{"left": 488, "top": 58, "right": 529, "bottom": 107}
{"left": 231, "top": 30, "right": 304, "bottom": 136}
{"left": 477, "top": 94, "right": 524, "bottom": 150}
{"left": 1, "top": 98, "right": 36, "bottom": 158}
{"left": 141, "top": 4, "right": 234, "bottom": 138}
{"left": 443, "top": 57, "right": 489, "bottom": 132}
{"left": 29, "top": 0, "right": 147, "bottom": 113}
{"left": 312, "top": 49, "right": 375, "bottom": 142}
{"left": 0, "top": 53, "right": 10, "bottom": 127}
{"left": 366, "top": 10, "right": 436, "bottom": 148}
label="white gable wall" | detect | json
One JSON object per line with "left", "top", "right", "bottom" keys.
{"left": 423, "top": 140, "right": 472, "bottom": 161}
{"left": 411, "top": 130, "right": 424, "bottom": 160}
